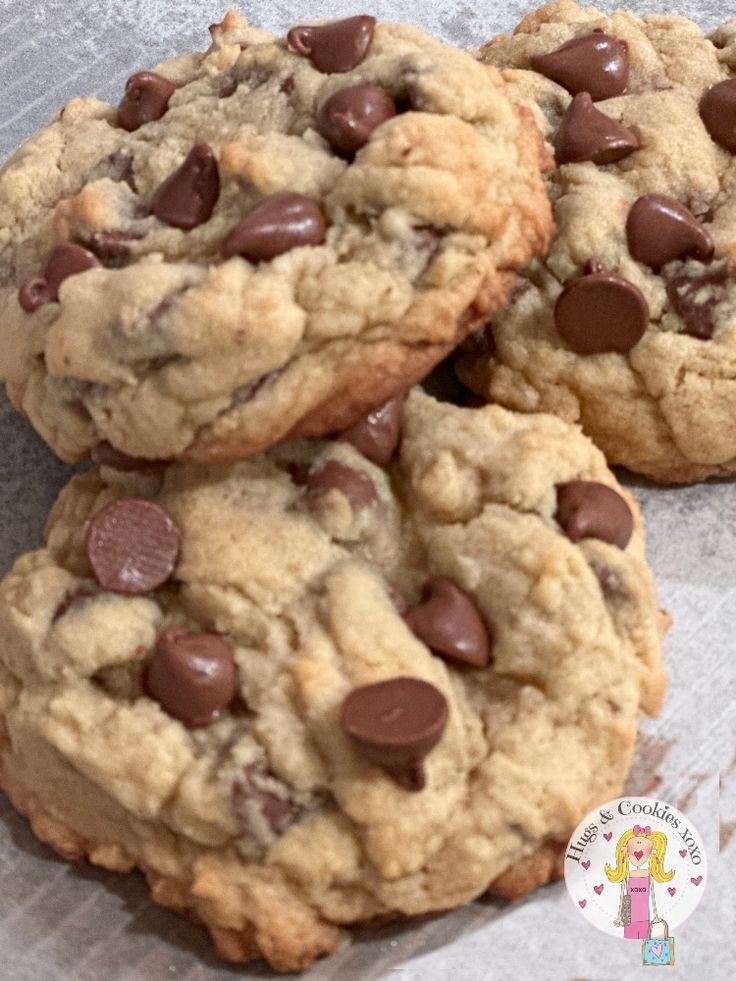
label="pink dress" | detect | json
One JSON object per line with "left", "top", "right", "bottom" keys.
{"left": 624, "top": 875, "right": 651, "bottom": 940}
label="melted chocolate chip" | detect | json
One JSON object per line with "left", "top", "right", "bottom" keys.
{"left": 86, "top": 499, "right": 181, "bottom": 594}
{"left": 19, "top": 243, "right": 100, "bottom": 312}
{"left": 405, "top": 577, "right": 493, "bottom": 668}
{"left": 554, "top": 93, "right": 639, "bottom": 165}
{"left": 530, "top": 30, "right": 629, "bottom": 101}
{"left": 626, "top": 194, "right": 714, "bottom": 271}
{"left": 52, "top": 589, "right": 95, "bottom": 623}
{"left": 340, "top": 677, "right": 448, "bottom": 791}
{"left": 117, "top": 71, "right": 177, "bottom": 131}
{"left": 316, "top": 83, "right": 397, "bottom": 158}
{"left": 306, "top": 460, "right": 378, "bottom": 510}
{"left": 699, "top": 79, "right": 736, "bottom": 153}
{"left": 387, "top": 585, "right": 409, "bottom": 616}
{"left": 590, "top": 561, "right": 627, "bottom": 599}
{"left": 221, "top": 193, "right": 326, "bottom": 262}
{"left": 554, "top": 265, "right": 648, "bottom": 354}
{"left": 233, "top": 763, "right": 300, "bottom": 835}
{"left": 219, "top": 72, "right": 238, "bottom": 99}
{"left": 337, "top": 394, "right": 405, "bottom": 466}
{"left": 666, "top": 267, "right": 729, "bottom": 339}
{"left": 91, "top": 441, "right": 168, "bottom": 473}
{"left": 90, "top": 150, "right": 137, "bottom": 190}
{"left": 288, "top": 15, "right": 376, "bottom": 74}
{"left": 555, "top": 481, "right": 633, "bottom": 549}
{"left": 144, "top": 626, "right": 238, "bottom": 727}
{"left": 152, "top": 144, "right": 220, "bottom": 230}
{"left": 86, "top": 230, "right": 139, "bottom": 266}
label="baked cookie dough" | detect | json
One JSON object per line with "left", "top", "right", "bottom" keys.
{"left": 0, "top": 11, "right": 551, "bottom": 464}
{"left": 0, "top": 391, "right": 666, "bottom": 970}
{"left": 460, "top": 0, "right": 736, "bottom": 483}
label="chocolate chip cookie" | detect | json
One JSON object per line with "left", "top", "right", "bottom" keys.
{"left": 0, "top": 391, "right": 666, "bottom": 969}
{"left": 460, "top": 0, "right": 736, "bottom": 483}
{"left": 0, "top": 11, "right": 551, "bottom": 464}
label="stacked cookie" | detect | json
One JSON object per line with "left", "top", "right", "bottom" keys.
{"left": 461, "top": 0, "right": 736, "bottom": 483}
{"left": 0, "top": 9, "right": 676, "bottom": 972}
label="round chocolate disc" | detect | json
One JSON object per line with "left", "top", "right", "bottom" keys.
{"left": 554, "top": 269, "right": 649, "bottom": 355}
{"left": 86, "top": 499, "right": 181, "bottom": 594}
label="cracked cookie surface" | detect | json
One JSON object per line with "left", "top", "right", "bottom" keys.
{"left": 460, "top": 0, "right": 736, "bottom": 483}
{"left": 0, "top": 11, "right": 550, "bottom": 465}
{"left": 0, "top": 390, "right": 665, "bottom": 970}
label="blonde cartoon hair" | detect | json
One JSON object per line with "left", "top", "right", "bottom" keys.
{"left": 605, "top": 828, "right": 675, "bottom": 883}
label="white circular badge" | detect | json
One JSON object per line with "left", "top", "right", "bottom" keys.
{"left": 564, "top": 797, "right": 707, "bottom": 940}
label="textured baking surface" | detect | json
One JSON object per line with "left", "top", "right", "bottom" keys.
{"left": 0, "top": 2, "right": 734, "bottom": 980}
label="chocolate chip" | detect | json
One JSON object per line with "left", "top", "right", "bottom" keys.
{"left": 340, "top": 677, "right": 448, "bottom": 791}
{"left": 555, "top": 481, "right": 633, "bottom": 549}
{"left": 554, "top": 93, "right": 639, "bottom": 165}
{"left": 90, "top": 150, "right": 137, "bottom": 190}
{"left": 19, "top": 243, "right": 101, "bottom": 312}
{"left": 143, "top": 626, "right": 238, "bottom": 727}
{"left": 590, "top": 562, "right": 626, "bottom": 599}
{"left": 699, "top": 79, "right": 736, "bottom": 153}
{"left": 316, "top": 83, "right": 397, "bottom": 159}
{"left": 52, "top": 589, "right": 95, "bottom": 623}
{"left": 288, "top": 15, "right": 376, "bottom": 74}
{"left": 306, "top": 460, "right": 378, "bottom": 510}
{"left": 86, "top": 499, "right": 181, "bottom": 594}
{"left": 219, "top": 75, "right": 238, "bottom": 99}
{"left": 86, "top": 231, "right": 139, "bottom": 266}
{"left": 91, "top": 441, "right": 168, "bottom": 473}
{"left": 221, "top": 193, "right": 326, "bottom": 262}
{"left": 405, "top": 577, "right": 493, "bottom": 668}
{"left": 626, "top": 194, "right": 714, "bottom": 271}
{"left": 233, "top": 763, "right": 300, "bottom": 835}
{"left": 117, "top": 71, "right": 177, "bottom": 131}
{"left": 387, "top": 585, "right": 409, "bottom": 616}
{"left": 530, "top": 30, "right": 629, "bottom": 101}
{"left": 152, "top": 144, "right": 220, "bottom": 230}
{"left": 419, "top": 357, "right": 481, "bottom": 407}
{"left": 666, "top": 267, "right": 728, "bottom": 339}
{"left": 554, "top": 265, "right": 648, "bottom": 354}
{"left": 337, "top": 394, "right": 405, "bottom": 466}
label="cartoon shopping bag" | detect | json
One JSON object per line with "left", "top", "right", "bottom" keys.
{"left": 642, "top": 918, "right": 675, "bottom": 966}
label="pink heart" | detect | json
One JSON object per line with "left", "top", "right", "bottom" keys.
{"left": 650, "top": 942, "right": 663, "bottom": 958}
{"left": 582, "top": 860, "right": 591, "bottom": 870}
{"left": 579, "top": 899, "right": 587, "bottom": 908}
{"left": 594, "top": 884, "right": 604, "bottom": 895}
{"left": 668, "top": 887, "right": 676, "bottom": 897}
{"left": 679, "top": 849, "right": 687, "bottom": 858}
{"left": 691, "top": 876, "right": 703, "bottom": 886}
{"left": 634, "top": 850, "right": 644, "bottom": 861}
{"left": 603, "top": 832, "right": 612, "bottom": 841}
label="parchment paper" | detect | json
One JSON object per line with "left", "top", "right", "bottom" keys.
{"left": 1, "top": 3, "right": 734, "bottom": 979}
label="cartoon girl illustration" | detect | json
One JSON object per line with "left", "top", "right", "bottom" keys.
{"left": 605, "top": 825, "right": 675, "bottom": 939}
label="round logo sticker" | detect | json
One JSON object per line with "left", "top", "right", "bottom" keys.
{"left": 564, "top": 797, "right": 707, "bottom": 941}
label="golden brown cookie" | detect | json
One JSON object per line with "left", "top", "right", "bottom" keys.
{"left": 461, "top": 0, "right": 736, "bottom": 483}
{"left": 0, "top": 12, "right": 550, "bottom": 464}
{"left": 0, "top": 391, "right": 666, "bottom": 970}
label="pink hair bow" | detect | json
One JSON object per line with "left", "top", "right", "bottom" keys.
{"left": 633, "top": 825, "right": 651, "bottom": 837}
